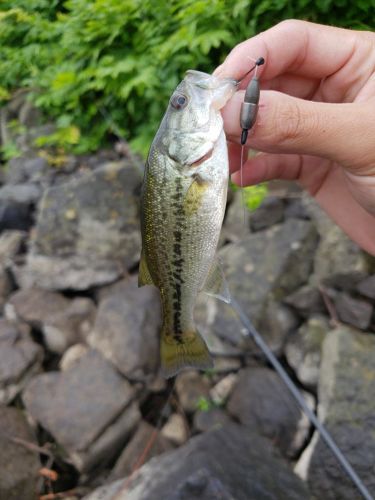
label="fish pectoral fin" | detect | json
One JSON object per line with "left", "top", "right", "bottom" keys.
{"left": 202, "top": 259, "right": 231, "bottom": 304}
{"left": 184, "top": 175, "right": 208, "bottom": 215}
{"left": 160, "top": 330, "right": 213, "bottom": 378}
{"left": 138, "top": 249, "right": 155, "bottom": 287}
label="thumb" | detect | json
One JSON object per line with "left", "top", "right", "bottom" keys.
{"left": 223, "top": 90, "right": 375, "bottom": 175}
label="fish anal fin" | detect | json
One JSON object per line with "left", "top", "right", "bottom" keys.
{"left": 203, "top": 259, "right": 231, "bottom": 304}
{"left": 160, "top": 330, "right": 213, "bottom": 378}
{"left": 184, "top": 175, "right": 208, "bottom": 215}
{"left": 138, "top": 249, "right": 154, "bottom": 287}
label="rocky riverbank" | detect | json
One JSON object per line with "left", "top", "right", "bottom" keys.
{"left": 1, "top": 108, "right": 375, "bottom": 499}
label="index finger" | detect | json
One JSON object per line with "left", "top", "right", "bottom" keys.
{"left": 214, "top": 20, "right": 359, "bottom": 84}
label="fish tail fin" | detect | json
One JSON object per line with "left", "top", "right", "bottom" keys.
{"left": 160, "top": 330, "right": 213, "bottom": 379}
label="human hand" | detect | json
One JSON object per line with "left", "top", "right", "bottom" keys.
{"left": 214, "top": 20, "right": 375, "bottom": 255}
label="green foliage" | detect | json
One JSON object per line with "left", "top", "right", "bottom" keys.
{"left": 231, "top": 182, "right": 269, "bottom": 211}
{"left": 0, "top": 0, "right": 373, "bottom": 155}
{"left": 243, "top": 184, "right": 269, "bottom": 211}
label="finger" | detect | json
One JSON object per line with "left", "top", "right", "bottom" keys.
{"left": 214, "top": 20, "right": 359, "bottom": 83}
{"left": 231, "top": 152, "right": 321, "bottom": 188}
{"left": 261, "top": 73, "right": 321, "bottom": 100}
{"left": 223, "top": 90, "right": 375, "bottom": 173}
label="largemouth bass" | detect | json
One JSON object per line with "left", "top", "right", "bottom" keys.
{"left": 139, "top": 70, "right": 237, "bottom": 378}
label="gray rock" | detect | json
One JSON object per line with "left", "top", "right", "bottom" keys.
{"left": 0, "top": 183, "right": 41, "bottom": 205}
{"left": 23, "top": 349, "right": 135, "bottom": 461}
{"left": 193, "top": 408, "right": 232, "bottom": 433}
{"left": 213, "top": 219, "right": 318, "bottom": 350}
{"left": 88, "top": 277, "right": 160, "bottom": 379}
{"left": 0, "top": 268, "right": 13, "bottom": 312}
{"left": 85, "top": 424, "right": 309, "bottom": 500}
{"left": 0, "top": 230, "right": 26, "bottom": 264}
{"left": 175, "top": 371, "right": 210, "bottom": 413}
{"left": 296, "top": 326, "right": 375, "bottom": 499}
{"left": 357, "top": 274, "right": 375, "bottom": 299}
{"left": 0, "top": 406, "right": 41, "bottom": 500}
{"left": 284, "top": 284, "right": 326, "bottom": 318}
{"left": 285, "top": 315, "right": 329, "bottom": 389}
{"left": 305, "top": 198, "right": 375, "bottom": 287}
{"left": 284, "top": 198, "right": 311, "bottom": 220}
{"left": 14, "top": 160, "right": 142, "bottom": 290}
{"left": 6, "top": 288, "right": 96, "bottom": 353}
{"left": 333, "top": 292, "right": 373, "bottom": 330}
{"left": 263, "top": 300, "right": 299, "bottom": 354}
{"left": 110, "top": 420, "right": 173, "bottom": 481}
{"left": 6, "top": 156, "right": 49, "bottom": 185}
{"left": 249, "top": 196, "right": 285, "bottom": 232}
{"left": 0, "top": 318, "right": 42, "bottom": 404}
{"left": 227, "top": 367, "right": 312, "bottom": 458}
{"left": 72, "top": 401, "right": 141, "bottom": 473}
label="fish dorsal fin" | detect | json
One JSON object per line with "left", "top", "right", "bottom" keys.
{"left": 138, "top": 249, "right": 155, "bottom": 287}
{"left": 184, "top": 175, "right": 208, "bottom": 215}
{"left": 202, "top": 258, "right": 231, "bottom": 304}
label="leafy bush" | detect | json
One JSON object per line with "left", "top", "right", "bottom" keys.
{"left": 0, "top": 0, "right": 373, "bottom": 155}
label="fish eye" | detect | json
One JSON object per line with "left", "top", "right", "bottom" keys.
{"left": 171, "top": 94, "right": 188, "bottom": 110}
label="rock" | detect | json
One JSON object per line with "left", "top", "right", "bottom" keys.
{"left": 0, "top": 183, "right": 41, "bottom": 205}
{"left": 262, "top": 300, "right": 299, "bottom": 354}
{"left": 357, "top": 274, "right": 375, "bottom": 299}
{"left": 284, "top": 284, "right": 326, "bottom": 318}
{"left": 59, "top": 343, "right": 89, "bottom": 371}
{"left": 213, "top": 219, "right": 318, "bottom": 350}
{"left": 296, "top": 326, "right": 375, "bottom": 499}
{"left": 175, "top": 371, "right": 210, "bottom": 413}
{"left": 284, "top": 198, "right": 311, "bottom": 220}
{"left": 84, "top": 424, "right": 309, "bottom": 500}
{"left": 0, "top": 230, "right": 26, "bottom": 264}
{"left": 306, "top": 198, "right": 375, "bottom": 287}
{"left": 0, "top": 406, "right": 41, "bottom": 500}
{"left": 0, "top": 268, "right": 13, "bottom": 311}
{"left": 72, "top": 401, "right": 141, "bottom": 473}
{"left": 249, "top": 196, "right": 285, "bottom": 231}
{"left": 333, "top": 292, "right": 373, "bottom": 330}
{"left": 6, "top": 288, "right": 96, "bottom": 353}
{"left": 110, "top": 421, "right": 173, "bottom": 481}
{"left": 0, "top": 318, "right": 42, "bottom": 404}
{"left": 209, "top": 373, "right": 238, "bottom": 405}
{"left": 193, "top": 408, "right": 232, "bottom": 433}
{"left": 88, "top": 277, "right": 160, "bottom": 379}
{"left": 285, "top": 315, "right": 329, "bottom": 389}
{"left": 161, "top": 414, "right": 188, "bottom": 445}
{"left": 0, "top": 199, "right": 34, "bottom": 231}
{"left": 23, "top": 349, "right": 136, "bottom": 471}
{"left": 14, "top": 160, "right": 142, "bottom": 290}
{"left": 6, "top": 156, "right": 51, "bottom": 184}
{"left": 227, "top": 367, "right": 312, "bottom": 458}
{"left": 6, "top": 156, "right": 49, "bottom": 185}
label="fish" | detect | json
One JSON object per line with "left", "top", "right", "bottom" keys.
{"left": 139, "top": 70, "right": 237, "bottom": 378}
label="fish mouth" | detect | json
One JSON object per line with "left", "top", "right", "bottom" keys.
{"left": 188, "top": 146, "right": 214, "bottom": 167}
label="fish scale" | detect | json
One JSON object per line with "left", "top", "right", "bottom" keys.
{"left": 140, "top": 70, "right": 237, "bottom": 377}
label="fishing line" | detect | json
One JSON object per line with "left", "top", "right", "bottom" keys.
{"left": 230, "top": 297, "right": 374, "bottom": 500}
